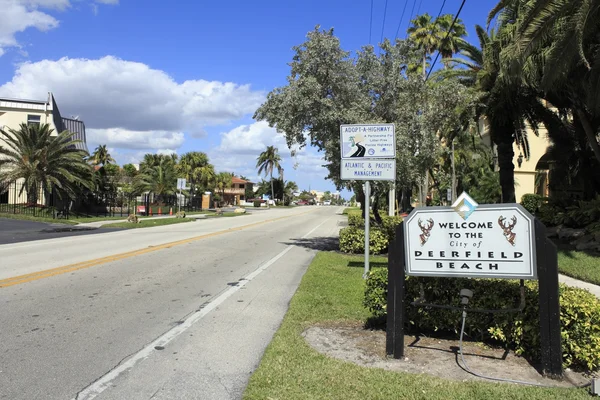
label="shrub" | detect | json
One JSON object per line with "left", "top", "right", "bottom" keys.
{"left": 520, "top": 193, "right": 544, "bottom": 215}
{"left": 253, "top": 200, "right": 262, "bottom": 208}
{"left": 380, "top": 215, "right": 403, "bottom": 242}
{"left": 339, "top": 226, "right": 388, "bottom": 255}
{"left": 364, "top": 268, "right": 600, "bottom": 371}
{"left": 347, "top": 211, "right": 364, "bottom": 227}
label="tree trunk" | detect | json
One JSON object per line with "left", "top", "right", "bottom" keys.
{"left": 496, "top": 141, "right": 516, "bottom": 203}
{"left": 575, "top": 108, "right": 600, "bottom": 164}
{"left": 270, "top": 171, "right": 275, "bottom": 204}
{"left": 372, "top": 188, "right": 383, "bottom": 225}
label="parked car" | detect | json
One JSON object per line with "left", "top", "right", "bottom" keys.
{"left": 323, "top": 201, "right": 331, "bottom": 206}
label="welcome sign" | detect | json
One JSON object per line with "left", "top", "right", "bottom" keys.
{"left": 403, "top": 193, "right": 537, "bottom": 280}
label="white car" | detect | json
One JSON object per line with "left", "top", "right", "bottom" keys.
{"left": 323, "top": 201, "right": 331, "bottom": 206}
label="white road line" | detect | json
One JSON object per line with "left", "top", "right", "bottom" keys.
{"left": 73, "top": 215, "right": 333, "bottom": 400}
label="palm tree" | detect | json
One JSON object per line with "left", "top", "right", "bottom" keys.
{"left": 407, "top": 13, "right": 467, "bottom": 78}
{"left": 90, "top": 144, "right": 114, "bottom": 166}
{"left": 0, "top": 123, "right": 92, "bottom": 204}
{"left": 134, "top": 156, "right": 177, "bottom": 204}
{"left": 178, "top": 151, "right": 214, "bottom": 196}
{"left": 256, "top": 146, "right": 282, "bottom": 202}
{"left": 435, "top": 14, "right": 468, "bottom": 67}
{"left": 213, "top": 172, "right": 233, "bottom": 204}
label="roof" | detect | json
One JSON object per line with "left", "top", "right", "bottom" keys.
{"left": 232, "top": 177, "right": 249, "bottom": 184}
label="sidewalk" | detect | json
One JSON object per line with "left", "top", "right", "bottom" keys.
{"left": 559, "top": 274, "right": 600, "bottom": 298}
{"left": 76, "top": 213, "right": 208, "bottom": 228}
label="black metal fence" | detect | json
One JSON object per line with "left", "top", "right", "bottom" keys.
{"left": 0, "top": 181, "right": 204, "bottom": 220}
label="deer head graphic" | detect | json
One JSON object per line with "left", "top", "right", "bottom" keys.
{"left": 418, "top": 218, "right": 434, "bottom": 246}
{"left": 498, "top": 215, "right": 517, "bottom": 246}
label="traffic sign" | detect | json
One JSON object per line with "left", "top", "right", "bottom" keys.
{"left": 340, "top": 124, "right": 395, "bottom": 159}
{"left": 177, "top": 178, "right": 186, "bottom": 190}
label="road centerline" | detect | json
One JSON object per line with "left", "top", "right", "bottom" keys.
{"left": 0, "top": 210, "right": 316, "bottom": 288}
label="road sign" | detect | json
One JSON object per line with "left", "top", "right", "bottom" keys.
{"left": 403, "top": 193, "right": 536, "bottom": 279}
{"left": 340, "top": 124, "right": 395, "bottom": 159}
{"left": 177, "top": 178, "right": 186, "bottom": 190}
{"left": 341, "top": 159, "right": 396, "bottom": 181}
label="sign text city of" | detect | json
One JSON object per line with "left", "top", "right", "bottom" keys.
{"left": 403, "top": 193, "right": 537, "bottom": 279}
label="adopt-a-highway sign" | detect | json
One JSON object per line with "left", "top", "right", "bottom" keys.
{"left": 340, "top": 124, "right": 395, "bottom": 159}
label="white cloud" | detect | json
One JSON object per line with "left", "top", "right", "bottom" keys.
{"left": 0, "top": 56, "right": 265, "bottom": 151}
{"left": 0, "top": 1, "right": 116, "bottom": 56}
{"left": 87, "top": 128, "right": 185, "bottom": 150}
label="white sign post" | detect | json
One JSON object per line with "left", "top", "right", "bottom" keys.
{"left": 340, "top": 124, "right": 396, "bottom": 279}
{"left": 403, "top": 192, "right": 536, "bottom": 279}
{"left": 177, "top": 178, "right": 186, "bottom": 215}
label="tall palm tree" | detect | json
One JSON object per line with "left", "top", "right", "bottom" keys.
{"left": 407, "top": 13, "right": 467, "bottom": 78}
{"left": 178, "top": 151, "right": 213, "bottom": 196}
{"left": 435, "top": 14, "right": 468, "bottom": 67}
{"left": 213, "top": 172, "right": 233, "bottom": 202}
{"left": 90, "top": 144, "right": 114, "bottom": 166}
{"left": 256, "top": 146, "right": 282, "bottom": 202}
{"left": 0, "top": 123, "right": 92, "bottom": 204}
{"left": 134, "top": 156, "right": 177, "bottom": 204}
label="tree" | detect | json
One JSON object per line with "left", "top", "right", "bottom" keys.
{"left": 90, "top": 144, "right": 114, "bottom": 166}
{"left": 0, "top": 123, "right": 92, "bottom": 204}
{"left": 178, "top": 151, "right": 215, "bottom": 197}
{"left": 256, "top": 145, "right": 282, "bottom": 201}
{"left": 407, "top": 13, "right": 467, "bottom": 76}
{"left": 134, "top": 155, "right": 177, "bottom": 203}
{"left": 213, "top": 172, "right": 233, "bottom": 201}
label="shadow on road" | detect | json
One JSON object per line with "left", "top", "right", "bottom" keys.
{"left": 283, "top": 236, "right": 339, "bottom": 251}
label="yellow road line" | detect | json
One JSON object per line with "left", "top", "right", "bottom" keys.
{"left": 0, "top": 210, "right": 315, "bottom": 289}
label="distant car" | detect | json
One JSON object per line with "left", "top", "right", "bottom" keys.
{"left": 323, "top": 201, "right": 331, "bottom": 206}
{"left": 296, "top": 201, "right": 310, "bottom": 205}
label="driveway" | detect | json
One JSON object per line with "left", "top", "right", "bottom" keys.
{"left": 0, "top": 217, "right": 121, "bottom": 245}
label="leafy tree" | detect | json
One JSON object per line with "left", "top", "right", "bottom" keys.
{"left": 0, "top": 123, "right": 92, "bottom": 204}
{"left": 256, "top": 145, "right": 282, "bottom": 201}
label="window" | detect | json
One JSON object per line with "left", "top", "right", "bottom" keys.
{"left": 239, "top": 184, "right": 245, "bottom": 189}
{"left": 27, "top": 115, "right": 41, "bottom": 126}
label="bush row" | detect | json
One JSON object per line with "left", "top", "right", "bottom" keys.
{"left": 522, "top": 194, "right": 600, "bottom": 231}
{"left": 340, "top": 212, "right": 403, "bottom": 255}
{"left": 364, "top": 268, "right": 600, "bottom": 371}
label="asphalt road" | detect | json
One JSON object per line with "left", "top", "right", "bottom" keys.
{"left": 0, "top": 218, "right": 121, "bottom": 245}
{"left": 0, "top": 206, "right": 344, "bottom": 400}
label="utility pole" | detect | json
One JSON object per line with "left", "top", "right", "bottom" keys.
{"left": 451, "top": 139, "right": 456, "bottom": 202}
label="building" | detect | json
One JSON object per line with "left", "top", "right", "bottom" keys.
{"left": 480, "top": 118, "right": 553, "bottom": 203}
{"left": 217, "top": 176, "right": 250, "bottom": 206}
{"left": 0, "top": 92, "right": 88, "bottom": 206}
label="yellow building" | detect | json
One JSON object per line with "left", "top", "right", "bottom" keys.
{"left": 480, "top": 119, "right": 552, "bottom": 203}
{"left": 0, "top": 92, "right": 88, "bottom": 206}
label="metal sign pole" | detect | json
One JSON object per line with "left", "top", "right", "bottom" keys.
{"left": 364, "top": 181, "right": 370, "bottom": 279}
{"left": 178, "top": 188, "right": 181, "bottom": 215}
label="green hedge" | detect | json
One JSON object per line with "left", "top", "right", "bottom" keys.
{"left": 520, "top": 193, "right": 545, "bottom": 214}
{"left": 364, "top": 268, "right": 600, "bottom": 371}
{"left": 339, "top": 226, "right": 388, "bottom": 254}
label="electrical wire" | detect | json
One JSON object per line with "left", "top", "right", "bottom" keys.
{"left": 380, "top": 0, "right": 389, "bottom": 44}
{"left": 369, "top": 0, "right": 374, "bottom": 44}
{"left": 404, "top": 0, "right": 418, "bottom": 39}
{"left": 425, "top": 0, "right": 467, "bottom": 80}
{"left": 394, "top": 0, "right": 410, "bottom": 39}
{"left": 458, "top": 309, "right": 592, "bottom": 389}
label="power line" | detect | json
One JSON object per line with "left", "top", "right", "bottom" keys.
{"left": 404, "top": 0, "right": 418, "bottom": 39}
{"left": 369, "top": 0, "right": 374, "bottom": 44}
{"left": 415, "top": 0, "right": 423, "bottom": 17}
{"left": 435, "top": 0, "right": 448, "bottom": 20}
{"left": 426, "top": 0, "right": 467, "bottom": 80}
{"left": 394, "top": 0, "right": 410, "bottom": 39}
{"left": 380, "top": 0, "right": 389, "bottom": 43}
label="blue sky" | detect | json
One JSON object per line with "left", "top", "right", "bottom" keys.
{"left": 0, "top": 0, "right": 498, "bottom": 196}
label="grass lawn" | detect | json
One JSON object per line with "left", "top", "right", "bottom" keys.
{"left": 243, "top": 251, "right": 589, "bottom": 400}
{"left": 558, "top": 249, "right": 600, "bottom": 285}
{"left": 0, "top": 212, "right": 78, "bottom": 225}
{"left": 104, "top": 218, "right": 195, "bottom": 229}
{"left": 342, "top": 207, "right": 360, "bottom": 215}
